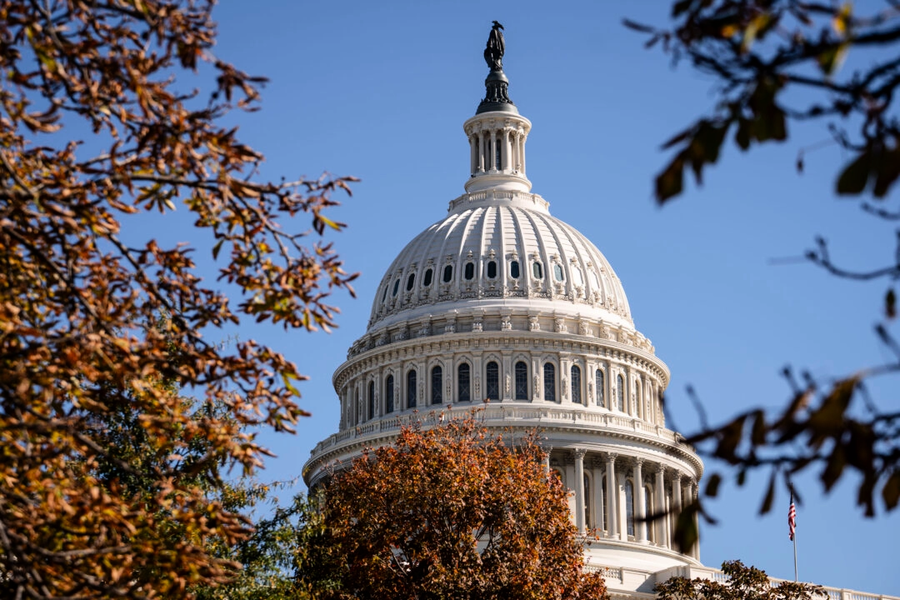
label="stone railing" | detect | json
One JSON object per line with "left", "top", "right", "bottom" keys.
{"left": 308, "top": 404, "right": 686, "bottom": 461}
{"left": 654, "top": 565, "right": 898, "bottom": 600}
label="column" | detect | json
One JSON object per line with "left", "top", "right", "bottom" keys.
{"left": 655, "top": 466, "right": 667, "bottom": 548}
{"left": 592, "top": 460, "right": 605, "bottom": 533}
{"left": 503, "top": 129, "right": 512, "bottom": 171}
{"left": 671, "top": 473, "right": 682, "bottom": 549}
{"left": 519, "top": 133, "right": 525, "bottom": 176}
{"left": 605, "top": 453, "right": 618, "bottom": 539}
{"left": 490, "top": 130, "right": 497, "bottom": 171}
{"left": 542, "top": 447, "right": 551, "bottom": 476}
{"left": 690, "top": 480, "right": 701, "bottom": 560}
{"left": 574, "top": 449, "right": 586, "bottom": 534}
{"left": 634, "top": 459, "right": 647, "bottom": 542}
{"left": 478, "top": 133, "right": 485, "bottom": 172}
{"left": 469, "top": 135, "right": 477, "bottom": 175}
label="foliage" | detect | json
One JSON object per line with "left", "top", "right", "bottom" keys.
{"left": 626, "top": 0, "right": 900, "bottom": 524}
{"left": 655, "top": 560, "right": 823, "bottom": 600}
{"left": 298, "top": 414, "right": 608, "bottom": 600}
{"left": 193, "top": 485, "right": 314, "bottom": 600}
{"left": 0, "top": 1, "right": 356, "bottom": 597}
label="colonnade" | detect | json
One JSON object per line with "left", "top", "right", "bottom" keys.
{"left": 468, "top": 127, "right": 527, "bottom": 175}
{"left": 544, "top": 449, "right": 701, "bottom": 560}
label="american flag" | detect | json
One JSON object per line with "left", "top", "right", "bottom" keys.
{"left": 788, "top": 495, "right": 796, "bottom": 541}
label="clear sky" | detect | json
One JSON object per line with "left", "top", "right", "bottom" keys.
{"left": 139, "top": 1, "right": 897, "bottom": 595}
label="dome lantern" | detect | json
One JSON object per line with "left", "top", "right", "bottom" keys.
{"left": 465, "top": 22, "right": 532, "bottom": 194}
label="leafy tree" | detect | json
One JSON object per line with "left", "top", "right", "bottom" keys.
{"left": 299, "top": 414, "right": 608, "bottom": 600}
{"left": 625, "top": 1, "right": 900, "bottom": 524}
{"left": 0, "top": 1, "right": 355, "bottom": 597}
{"left": 655, "top": 560, "right": 823, "bottom": 600}
{"left": 193, "top": 485, "right": 315, "bottom": 600}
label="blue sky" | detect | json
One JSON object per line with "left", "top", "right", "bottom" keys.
{"left": 137, "top": 1, "right": 897, "bottom": 594}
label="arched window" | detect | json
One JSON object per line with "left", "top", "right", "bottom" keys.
{"left": 514, "top": 361, "right": 528, "bottom": 400}
{"left": 423, "top": 268, "right": 433, "bottom": 287}
{"left": 543, "top": 363, "right": 556, "bottom": 402}
{"left": 532, "top": 261, "right": 543, "bottom": 279}
{"left": 406, "top": 272, "right": 415, "bottom": 291}
{"left": 464, "top": 262, "right": 475, "bottom": 280}
{"left": 486, "top": 361, "right": 499, "bottom": 401}
{"left": 385, "top": 375, "right": 394, "bottom": 414}
{"left": 554, "top": 263, "right": 565, "bottom": 282}
{"left": 458, "top": 363, "right": 471, "bottom": 402}
{"left": 571, "top": 365, "right": 582, "bottom": 404}
{"left": 431, "top": 366, "right": 442, "bottom": 405}
{"left": 572, "top": 266, "right": 584, "bottom": 285}
{"left": 510, "top": 260, "right": 520, "bottom": 279}
{"left": 486, "top": 260, "right": 497, "bottom": 279}
{"left": 442, "top": 264, "right": 453, "bottom": 283}
{"left": 407, "top": 370, "right": 417, "bottom": 409}
{"left": 625, "top": 480, "right": 635, "bottom": 537}
{"left": 392, "top": 278, "right": 400, "bottom": 296}
{"left": 617, "top": 374, "right": 625, "bottom": 412}
{"left": 368, "top": 381, "right": 375, "bottom": 420}
{"left": 596, "top": 369, "right": 605, "bottom": 407}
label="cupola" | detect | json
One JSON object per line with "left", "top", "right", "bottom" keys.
{"left": 464, "top": 21, "right": 532, "bottom": 194}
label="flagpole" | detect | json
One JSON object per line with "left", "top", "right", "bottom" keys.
{"left": 793, "top": 529, "right": 798, "bottom": 582}
{"left": 789, "top": 492, "right": 798, "bottom": 582}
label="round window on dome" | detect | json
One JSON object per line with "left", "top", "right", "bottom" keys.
{"left": 510, "top": 260, "right": 520, "bottom": 279}
{"left": 464, "top": 262, "right": 475, "bottom": 280}
{"left": 423, "top": 268, "right": 433, "bottom": 287}
{"left": 532, "top": 261, "right": 543, "bottom": 279}
{"left": 486, "top": 260, "right": 497, "bottom": 279}
{"left": 443, "top": 264, "right": 453, "bottom": 283}
{"left": 554, "top": 264, "right": 565, "bottom": 282}
{"left": 392, "top": 278, "right": 400, "bottom": 297}
{"left": 406, "top": 273, "right": 415, "bottom": 291}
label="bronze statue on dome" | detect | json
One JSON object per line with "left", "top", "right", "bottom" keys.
{"left": 484, "top": 21, "right": 505, "bottom": 71}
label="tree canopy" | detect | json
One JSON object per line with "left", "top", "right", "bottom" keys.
{"left": 298, "top": 414, "right": 608, "bottom": 600}
{"left": 627, "top": 0, "right": 900, "bottom": 524}
{"left": 656, "top": 560, "right": 823, "bottom": 600}
{"left": 0, "top": 1, "right": 355, "bottom": 597}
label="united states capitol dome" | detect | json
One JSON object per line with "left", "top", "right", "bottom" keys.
{"left": 306, "top": 23, "right": 706, "bottom": 588}
{"left": 368, "top": 190, "right": 633, "bottom": 334}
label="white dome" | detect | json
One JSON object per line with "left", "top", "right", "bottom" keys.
{"left": 368, "top": 189, "right": 632, "bottom": 334}
{"left": 306, "top": 33, "right": 703, "bottom": 591}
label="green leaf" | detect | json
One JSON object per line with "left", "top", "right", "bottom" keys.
{"left": 672, "top": 0, "right": 694, "bottom": 17}
{"left": 836, "top": 150, "right": 871, "bottom": 195}
{"left": 714, "top": 414, "right": 747, "bottom": 464}
{"left": 821, "top": 444, "right": 845, "bottom": 492}
{"left": 872, "top": 148, "right": 900, "bottom": 198}
{"left": 759, "top": 469, "right": 776, "bottom": 514}
{"left": 735, "top": 119, "right": 751, "bottom": 150}
{"left": 750, "top": 410, "right": 766, "bottom": 446}
{"left": 817, "top": 42, "right": 849, "bottom": 76}
{"left": 655, "top": 155, "right": 685, "bottom": 204}
{"left": 212, "top": 239, "right": 224, "bottom": 260}
{"left": 883, "top": 471, "right": 900, "bottom": 511}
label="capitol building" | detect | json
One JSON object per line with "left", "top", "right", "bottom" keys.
{"left": 303, "top": 25, "right": 896, "bottom": 600}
